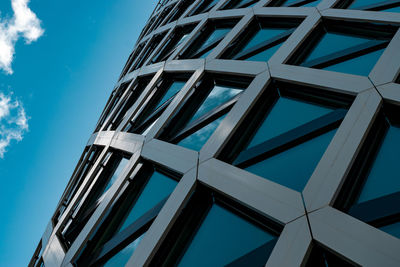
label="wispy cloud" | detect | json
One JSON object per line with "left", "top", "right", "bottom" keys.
{"left": 0, "top": 0, "right": 44, "bottom": 74}
{"left": 0, "top": 92, "right": 28, "bottom": 158}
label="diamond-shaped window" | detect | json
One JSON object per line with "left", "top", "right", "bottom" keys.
{"left": 221, "top": 18, "right": 301, "bottom": 62}
{"left": 288, "top": 20, "right": 397, "bottom": 76}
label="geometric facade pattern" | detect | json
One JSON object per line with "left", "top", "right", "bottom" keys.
{"left": 30, "top": 0, "right": 400, "bottom": 266}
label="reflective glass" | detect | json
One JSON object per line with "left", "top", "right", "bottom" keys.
{"left": 189, "top": 85, "right": 242, "bottom": 123}
{"left": 380, "top": 221, "right": 400, "bottom": 239}
{"left": 349, "top": 0, "right": 388, "bottom": 9}
{"left": 241, "top": 28, "right": 288, "bottom": 52}
{"left": 102, "top": 233, "right": 145, "bottom": 267}
{"left": 385, "top": 6, "right": 400, "bottom": 12}
{"left": 197, "top": 28, "right": 230, "bottom": 53}
{"left": 305, "top": 33, "right": 369, "bottom": 63}
{"left": 178, "top": 204, "right": 276, "bottom": 266}
{"left": 103, "top": 158, "right": 130, "bottom": 193}
{"left": 246, "top": 43, "right": 282, "bottom": 62}
{"left": 155, "top": 81, "right": 186, "bottom": 110}
{"left": 177, "top": 114, "right": 227, "bottom": 151}
{"left": 300, "top": 0, "right": 323, "bottom": 7}
{"left": 322, "top": 48, "right": 384, "bottom": 76}
{"left": 356, "top": 126, "right": 400, "bottom": 203}
{"left": 118, "top": 171, "right": 177, "bottom": 232}
{"left": 247, "top": 97, "right": 333, "bottom": 149}
{"left": 245, "top": 129, "right": 336, "bottom": 191}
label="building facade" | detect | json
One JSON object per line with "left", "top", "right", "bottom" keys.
{"left": 30, "top": 0, "right": 400, "bottom": 266}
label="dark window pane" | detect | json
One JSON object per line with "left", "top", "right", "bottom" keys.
{"left": 241, "top": 28, "right": 288, "bottom": 52}
{"left": 197, "top": 28, "right": 230, "bottom": 52}
{"left": 155, "top": 81, "right": 186, "bottom": 110}
{"left": 246, "top": 44, "right": 282, "bottom": 61}
{"left": 177, "top": 114, "right": 227, "bottom": 151}
{"left": 247, "top": 97, "right": 333, "bottom": 149}
{"left": 304, "top": 33, "right": 368, "bottom": 63}
{"left": 102, "top": 232, "right": 146, "bottom": 267}
{"left": 301, "top": 0, "right": 323, "bottom": 7}
{"left": 118, "top": 171, "right": 178, "bottom": 233}
{"left": 245, "top": 129, "right": 336, "bottom": 191}
{"left": 103, "top": 158, "right": 130, "bottom": 193}
{"left": 188, "top": 85, "right": 241, "bottom": 124}
{"left": 322, "top": 48, "right": 384, "bottom": 76}
{"left": 380, "top": 221, "right": 400, "bottom": 239}
{"left": 178, "top": 204, "right": 276, "bottom": 266}
{"left": 385, "top": 6, "right": 400, "bottom": 12}
{"left": 349, "top": 0, "right": 389, "bottom": 9}
{"left": 356, "top": 126, "right": 400, "bottom": 204}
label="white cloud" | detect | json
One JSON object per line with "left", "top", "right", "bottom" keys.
{"left": 0, "top": 92, "right": 28, "bottom": 158}
{"left": 0, "top": 0, "right": 44, "bottom": 74}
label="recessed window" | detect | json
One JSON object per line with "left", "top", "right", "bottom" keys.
{"left": 221, "top": 18, "right": 301, "bottom": 62}
{"left": 288, "top": 20, "right": 397, "bottom": 76}
{"left": 124, "top": 74, "right": 190, "bottom": 134}
{"left": 220, "top": 0, "right": 259, "bottom": 9}
{"left": 220, "top": 81, "right": 351, "bottom": 191}
{"left": 337, "top": 105, "right": 400, "bottom": 240}
{"left": 75, "top": 163, "right": 180, "bottom": 266}
{"left": 151, "top": 24, "right": 196, "bottom": 63}
{"left": 59, "top": 150, "right": 131, "bottom": 249}
{"left": 159, "top": 74, "right": 252, "bottom": 151}
{"left": 105, "top": 76, "right": 153, "bottom": 131}
{"left": 119, "top": 42, "right": 147, "bottom": 80}
{"left": 266, "top": 0, "right": 323, "bottom": 7}
{"left": 179, "top": 20, "right": 238, "bottom": 59}
{"left": 151, "top": 186, "right": 281, "bottom": 266}
{"left": 164, "top": 0, "right": 193, "bottom": 25}
{"left": 132, "top": 33, "right": 167, "bottom": 71}
{"left": 53, "top": 145, "right": 103, "bottom": 226}
{"left": 335, "top": 0, "right": 400, "bottom": 12}
{"left": 305, "top": 243, "right": 356, "bottom": 266}
{"left": 189, "top": 0, "right": 220, "bottom": 16}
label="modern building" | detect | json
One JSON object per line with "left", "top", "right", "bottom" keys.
{"left": 30, "top": 0, "right": 400, "bottom": 266}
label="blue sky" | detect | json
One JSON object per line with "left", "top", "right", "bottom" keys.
{"left": 0, "top": 0, "right": 157, "bottom": 265}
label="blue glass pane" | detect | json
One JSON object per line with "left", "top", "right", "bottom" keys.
{"left": 322, "top": 48, "right": 384, "bottom": 76}
{"left": 246, "top": 43, "right": 282, "bottom": 62}
{"left": 155, "top": 81, "right": 186, "bottom": 110}
{"left": 178, "top": 114, "right": 227, "bottom": 151}
{"left": 198, "top": 0, "right": 219, "bottom": 13}
{"left": 197, "top": 28, "right": 230, "bottom": 53}
{"left": 241, "top": 28, "right": 288, "bottom": 52}
{"left": 103, "top": 158, "right": 130, "bottom": 193}
{"left": 245, "top": 129, "right": 336, "bottom": 191}
{"left": 349, "top": 0, "right": 388, "bottom": 9}
{"left": 118, "top": 171, "right": 177, "bottom": 232}
{"left": 305, "top": 33, "right": 369, "bottom": 63}
{"left": 102, "top": 233, "right": 145, "bottom": 267}
{"left": 189, "top": 85, "right": 242, "bottom": 123}
{"left": 356, "top": 126, "right": 400, "bottom": 203}
{"left": 199, "top": 48, "right": 213, "bottom": 58}
{"left": 300, "top": 0, "right": 323, "bottom": 7}
{"left": 384, "top": 6, "right": 400, "bottom": 12}
{"left": 178, "top": 204, "right": 275, "bottom": 266}
{"left": 380, "top": 221, "right": 400, "bottom": 239}
{"left": 247, "top": 97, "right": 333, "bottom": 149}
{"left": 283, "top": 0, "right": 302, "bottom": 5}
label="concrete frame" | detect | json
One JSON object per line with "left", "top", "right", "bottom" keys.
{"left": 31, "top": 0, "right": 400, "bottom": 266}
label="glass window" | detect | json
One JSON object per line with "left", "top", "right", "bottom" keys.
{"left": 305, "top": 244, "right": 355, "bottom": 266}
{"left": 118, "top": 171, "right": 178, "bottom": 233}
{"left": 221, "top": 0, "right": 259, "bottom": 9}
{"left": 102, "top": 233, "right": 146, "bottom": 267}
{"left": 246, "top": 97, "right": 332, "bottom": 149}
{"left": 380, "top": 221, "right": 400, "bottom": 239}
{"left": 221, "top": 18, "right": 300, "bottom": 62}
{"left": 245, "top": 129, "right": 336, "bottom": 191}
{"left": 181, "top": 20, "right": 237, "bottom": 59}
{"left": 267, "top": 0, "right": 322, "bottom": 7}
{"left": 177, "top": 114, "right": 227, "bottom": 151}
{"left": 190, "top": 0, "right": 219, "bottom": 16}
{"left": 159, "top": 74, "right": 251, "bottom": 152}
{"left": 151, "top": 187, "right": 280, "bottom": 266}
{"left": 355, "top": 126, "right": 400, "bottom": 204}
{"left": 288, "top": 20, "right": 396, "bottom": 77}
{"left": 103, "top": 158, "right": 130, "bottom": 193}
{"left": 178, "top": 204, "right": 276, "bottom": 266}
{"left": 336, "top": 0, "right": 400, "bottom": 12}
{"left": 220, "top": 82, "right": 349, "bottom": 192}
{"left": 164, "top": 0, "right": 192, "bottom": 24}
